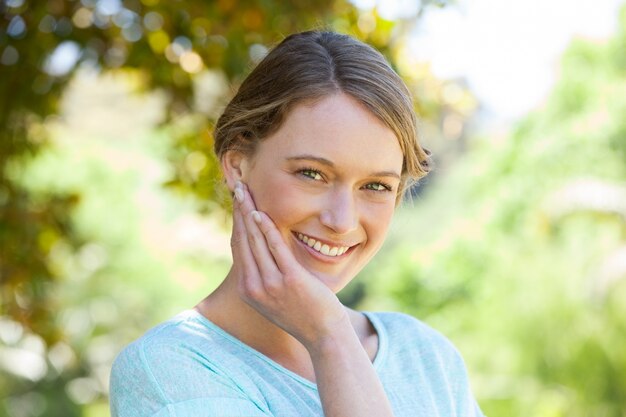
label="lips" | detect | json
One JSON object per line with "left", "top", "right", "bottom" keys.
{"left": 295, "top": 232, "right": 351, "bottom": 257}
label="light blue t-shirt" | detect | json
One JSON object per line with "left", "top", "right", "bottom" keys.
{"left": 110, "top": 310, "right": 484, "bottom": 417}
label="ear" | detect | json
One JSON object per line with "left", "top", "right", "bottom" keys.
{"left": 221, "top": 150, "right": 250, "bottom": 191}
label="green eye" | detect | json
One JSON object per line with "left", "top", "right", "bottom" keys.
{"left": 301, "top": 169, "right": 323, "bottom": 181}
{"left": 365, "top": 182, "right": 391, "bottom": 192}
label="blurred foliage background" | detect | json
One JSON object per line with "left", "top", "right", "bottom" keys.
{"left": 1, "top": 0, "right": 625, "bottom": 416}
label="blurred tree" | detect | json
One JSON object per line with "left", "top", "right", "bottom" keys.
{"left": 0, "top": 0, "right": 454, "bottom": 343}
{"left": 0, "top": 0, "right": 336, "bottom": 347}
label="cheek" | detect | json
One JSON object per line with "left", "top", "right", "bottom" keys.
{"left": 362, "top": 203, "right": 395, "bottom": 242}
{"left": 248, "top": 175, "right": 309, "bottom": 230}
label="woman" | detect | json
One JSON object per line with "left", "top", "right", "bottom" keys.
{"left": 110, "top": 31, "right": 485, "bottom": 417}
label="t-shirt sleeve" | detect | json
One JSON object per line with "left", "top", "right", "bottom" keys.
{"left": 446, "top": 348, "right": 485, "bottom": 417}
{"left": 109, "top": 335, "right": 271, "bottom": 417}
{"left": 384, "top": 314, "right": 484, "bottom": 417}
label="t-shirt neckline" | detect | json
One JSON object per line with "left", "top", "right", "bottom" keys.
{"left": 179, "top": 309, "right": 388, "bottom": 391}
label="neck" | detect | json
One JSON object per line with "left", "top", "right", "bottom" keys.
{"left": 194, "top": 266, "right": 310, "bottom": 361}
{"left": 194, "top": 265, "right": 378, "bottom": 383}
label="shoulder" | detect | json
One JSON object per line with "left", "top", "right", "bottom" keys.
{"left": 367, "top": 311, "right": 457, "bottom": 349}
{"left": 366, "top": 311, "right": 486, "bottom": 416}
{"left": 366, "top": 311, "right": 466, "bottom": 370}
{"left": 366, "top": 313, "right": 483, "bottom": 417}
{"left": 109, "top": 314, "right": 186, "bottom": 416}
{"left": 111, "top": 311, "right": 204, "bottom": 373}
{"left": 109, "top": 311, "right": 208, "bottom": 415}
{"left": 110, "top": 310, "right": 269, "bottom": 417}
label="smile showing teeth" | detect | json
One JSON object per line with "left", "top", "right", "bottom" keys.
{"left": 296, "top": 233, "right": 350, "bottom": 257}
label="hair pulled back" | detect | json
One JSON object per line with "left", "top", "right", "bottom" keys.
{"left": 214, "top": 31, "right": 431, "bottom": 197}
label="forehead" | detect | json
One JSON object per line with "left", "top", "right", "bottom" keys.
{"left": 254, "top": 94, "right": 403, "bottom": 172}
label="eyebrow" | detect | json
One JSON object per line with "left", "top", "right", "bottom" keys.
{"left": 286, "top": 154, "right": 401, "bottom": 180}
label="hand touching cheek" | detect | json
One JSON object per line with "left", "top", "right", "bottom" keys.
{"left": 231, "top": 181, "right": 349, "bottom": 349}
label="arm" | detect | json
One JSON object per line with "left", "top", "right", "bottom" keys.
{"left": 306, "top": 318, "right": 395, "bottom": 417}
{"left": 232, "top": 182, "right": 395, "bottom": 417}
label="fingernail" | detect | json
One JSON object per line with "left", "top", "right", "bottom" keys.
{"left": 234, "top": 188, "right": 244, "bottom": 203}
{"left": 251, "top": 211, "right": 261, "bottom": 223}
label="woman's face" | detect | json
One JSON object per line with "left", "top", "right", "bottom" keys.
{"left": 234, "top": 93, "right": 403, "bottom": 293}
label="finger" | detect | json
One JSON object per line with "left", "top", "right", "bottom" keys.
{"left": 237, "top": 182, "right": 285, "bottom": 295}
{"left": 236, "top": 182, "right": 282, "bottom": 278}
{"left": 252, "top": 210, "right": 300, "bottom": 275}
{"left": 231, "top": 199, "right": 264, "bottom": 298}
{"left": 236, "top": 181, "right": 258, "bottom": 217}
{"left": 243, "top": 206, "right": 281, "bottom": 281}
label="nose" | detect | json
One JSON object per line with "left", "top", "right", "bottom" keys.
{"left": 319, "top": 187, "right": 359, "bottom": 234}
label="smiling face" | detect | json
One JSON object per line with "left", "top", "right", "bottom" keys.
{"left": 224, "top": 93, "right": 403, "bottom": 293}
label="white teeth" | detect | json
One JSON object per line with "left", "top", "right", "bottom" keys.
{"left": 295, "top": 233, "right": 350, "bottom": 257}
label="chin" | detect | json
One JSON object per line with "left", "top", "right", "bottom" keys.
{"left": 309, "top": 270, "right": 355, "bottom": 294}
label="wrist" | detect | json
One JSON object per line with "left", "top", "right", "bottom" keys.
{"left": 303, "top": 312, "right": 357, "bottom": 356}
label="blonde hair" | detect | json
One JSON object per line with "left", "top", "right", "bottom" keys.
{"left": 214, "top": 31, "right": 431, "bottom": 198}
